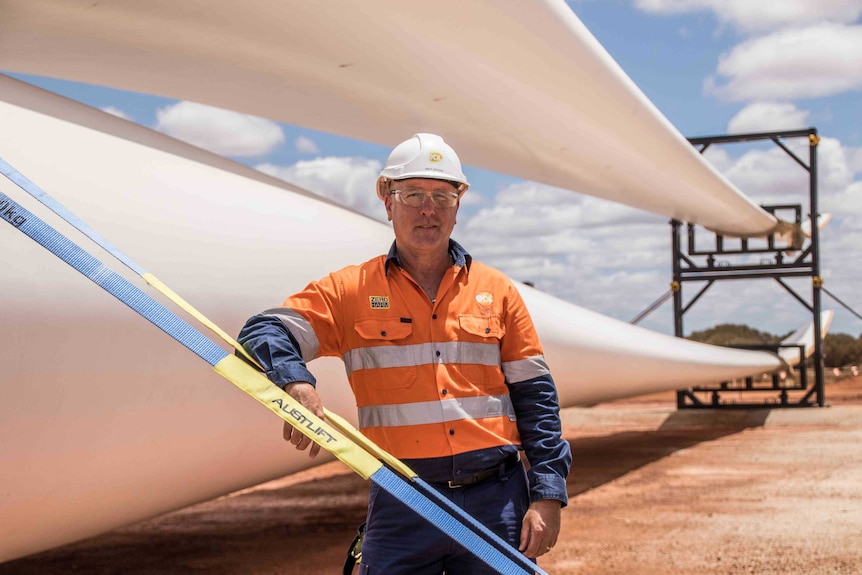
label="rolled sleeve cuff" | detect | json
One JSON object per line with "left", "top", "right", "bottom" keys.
{"left": 269, "top": 364, "right": 317, "bottom": 389}
{"left": 529, "top": 472, "right": 569, "bottom": 507}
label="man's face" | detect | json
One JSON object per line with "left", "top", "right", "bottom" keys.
{"left": 384, "top": 178, "right": 460, "bottom": 256}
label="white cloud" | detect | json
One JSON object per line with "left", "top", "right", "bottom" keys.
{"left": 829, "top": 180, "right": 862, "bottom": 223}
{"left": 101, "top": 106, "right": 130, "bottom": 120}
{"left": 457, "top": 181, "right": 668, "bottom": 323}
{"left": 255, "top": 156, "right": 385, "bottom": 221}
{"left": 155, "top": 101, "right": 284, "bottom": 157}
{"left": 723, "top": 147, "right": 808, "bottom": 203}
{"left": 727, "top": 102, "right": 810, "bottom": 134}
{"left": 847, "top": 147, "right": 862, "bottom": 174}
{"left": 295, "top": 136, "right": 320, "bottom": 154}
{"left": 701, "top": 137, "right": 853, "bottom": 209}
{"left": 705, "top": 24, "right": 862, "bottom": 101}
{"left": 700, "top": 146, "right": 734, "bottom": 172}
{"left": 634, "top": 0, "right": 862, "bottom": 33}
{"left": 458, "top": 188, "right": 489, "bottom": 209}
{"left": 819, "top": 138, "right": 859, "bottom": 200}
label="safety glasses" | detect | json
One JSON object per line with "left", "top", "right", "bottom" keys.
{"left": 390, "top": 188, "right": 460, "bottom": 208}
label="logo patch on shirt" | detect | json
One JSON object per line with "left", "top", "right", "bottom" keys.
{"left": 369, "top": 296, "right": 390, "bottom": 309}
{"left": 475, "top": 292, "right": 494, "bottom": 306}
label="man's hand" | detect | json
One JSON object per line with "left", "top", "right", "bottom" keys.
{"left": 519, "top": 499, "right": 562, "bottom": 559}
{"left": 281, "top": 381, "right": 325, "bottom": 458}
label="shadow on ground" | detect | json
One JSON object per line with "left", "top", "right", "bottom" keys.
{"left": 566, "top": 409, "right": 770, "bottom": 496}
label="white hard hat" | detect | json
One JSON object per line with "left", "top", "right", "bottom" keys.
{"left": 376, "top": 133, "right": 470, "bottom": 200}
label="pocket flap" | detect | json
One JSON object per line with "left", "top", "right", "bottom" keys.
{"left": 354, "top": 317, "right": 413, "bottom": 341}
{"left": 459, "top": 314, "right": 505, "bottom": 338}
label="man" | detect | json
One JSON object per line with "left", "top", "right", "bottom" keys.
{"left": 239, "top": 133, "right": 571, "bottom": 574}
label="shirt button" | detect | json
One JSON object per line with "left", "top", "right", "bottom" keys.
{"left": 436, "top": 350, "right": 441, "bottom": 357}
{"left": 485, "top": 327, "right": 491, "bottom": 334}
{"left": 449, "top": 429, "right": 455, "bottom": 435}
{"left": 380, "top": 331, "right": 386, "bottom": 336}
{"left": 441, "top": 389, "right": 448, "bottom": 395}
{"left": 432, "top": 314, "right": 437, "bottom": 319}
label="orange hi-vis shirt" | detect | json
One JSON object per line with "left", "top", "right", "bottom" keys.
{"left": 260, "top": 243, "right": 552, "bottom": 461}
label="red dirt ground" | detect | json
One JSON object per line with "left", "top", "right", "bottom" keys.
{"left": 3, "top": 375, "right": 862, "bottom": 574}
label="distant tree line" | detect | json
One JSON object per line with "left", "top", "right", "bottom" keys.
{"left": 821, "top": 333, "right": 862, "bottom": 367}
{"left": 686, "top": 323, "right": 862, "bottom": 368}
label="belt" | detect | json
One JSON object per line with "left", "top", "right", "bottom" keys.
{"left": 446, "top": 453, "right": 520, "bottom": 488}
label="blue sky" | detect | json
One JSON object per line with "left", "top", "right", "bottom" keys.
{"left": 6, "top": 0, "right": 862, "bottom": 339}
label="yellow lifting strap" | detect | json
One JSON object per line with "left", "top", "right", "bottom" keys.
{"left": 213, "top": 354, "right": 383, "bottom": 478}
{"left": 143, "top": 273, "right": 417, "bottom": 480}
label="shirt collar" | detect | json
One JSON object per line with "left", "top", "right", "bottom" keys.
{"left": 385, "top": 239, "right": 472, "bottom": 274}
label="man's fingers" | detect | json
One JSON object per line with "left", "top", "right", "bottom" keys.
{"left": 282, "top": 415, "right": 323, "bottom": 458}
{"left": 283, "top": 420, "right": 306, "bottom": 445}
{"left": 309, "top": 441, "right": 322, "bottom": 458}
{"left": 519, "top": 500, "right": 562, "bottom": 558}
{"left": 520, "top": 537, "right": 552, "bottom": 559}
{"left": 283, "top": 421, "right": 308, "bottom": 445}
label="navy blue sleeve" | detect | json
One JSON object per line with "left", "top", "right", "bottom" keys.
{"left": 508, "top": 373, "right": 572, "bottom": 506}
{"left": 237, "top": 314, "right": 318, "bottom": 388}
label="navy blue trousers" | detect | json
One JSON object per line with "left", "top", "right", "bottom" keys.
{"left": 359, "top": 461, "right": 531, "bottom": 574}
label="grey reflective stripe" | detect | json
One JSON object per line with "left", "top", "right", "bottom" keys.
{"left": 262, "top": 307, "right": 320, "bottom": 362}
{"left": 359, "top": 394, "right": 516, "bottom": 428}
{"left": 343, "top": 341, "right": 500, "bottom": 376}
{"left": 502, "top": 355, "right": 550, "bottom": 383}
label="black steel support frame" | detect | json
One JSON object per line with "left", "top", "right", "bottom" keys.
{"left": 673, "top": 128, "right": 825, "bottom": 409}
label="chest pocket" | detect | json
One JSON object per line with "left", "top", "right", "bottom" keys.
{"left": 459, "top": 314, "right": 505, "bottom": 340}
{"left": 351, "top": 317, "right": 416, "bottom": 390}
